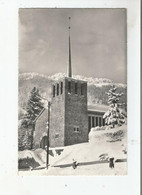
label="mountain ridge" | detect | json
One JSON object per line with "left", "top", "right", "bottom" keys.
{"left": 19, "top": 72, "right": 127, "bottom": 113}
{"left": 19, "top": 72, "right": 126, "bottom": 87}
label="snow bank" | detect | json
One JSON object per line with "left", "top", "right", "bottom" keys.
{"left": 18, "top": 149, "right": 56, "bottom": 170}
{"left": 52, "top": 140, "right": 126, "bottom": 168}
{"left": 51, "top": 125, "right": 127, "bottom": 169}
{"left": 19, "top": 161, "right": 127, "bottom": 176}
{"left": 34, "top": 148, "right": 55, "bottom": 164}
{"left": 90, "top": 126, "right": 106, "bottom": 131}
{"left": 18, "top": 150, "right": 44, "bottom": 166}
{"left": 19, "top": 125, "right": 127, "bottom": 175}
{"left": 89, "top": 124, "right": 127, "bottom": 143}
{"left": 34, "top": 149, "right": 46, "bottom": 164}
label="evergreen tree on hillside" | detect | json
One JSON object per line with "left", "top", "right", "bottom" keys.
{"left": 103, "top": 85, "right": 126, "bottom": 128}
{"left": 19, "top": 87, "right": 44, "bottom": 150}
{"left": 26, "top": 87, "right": 44, "bottom": 122}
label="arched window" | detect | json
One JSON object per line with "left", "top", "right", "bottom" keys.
{"left": 40, "top": 136, "right": 48, "bottom": 149}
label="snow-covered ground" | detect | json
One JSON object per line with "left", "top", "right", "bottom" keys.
{"left": 19, "top": 125, "right": 127, "bottom": 176}
{"left": 19, "top": 162, "right": 126, "bottom": 176}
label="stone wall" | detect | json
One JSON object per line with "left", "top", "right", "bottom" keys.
{"left": 49, "top": 77, "right": 88, "bottom": 147}
{"left": 35, "top": 77, "right": 89, "bottom": 148}
{"left": 64, "top": 78, "right": 88, "bottom": 145}
{"left": 49, "top": 79, "right": 66, "bottom": 147}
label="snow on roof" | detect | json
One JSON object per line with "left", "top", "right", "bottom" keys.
{"left": 34, "top": 108, "right": 46, "bottom": 123}
{"left": 88, "top": 104, "right": 108, "bottom": 112}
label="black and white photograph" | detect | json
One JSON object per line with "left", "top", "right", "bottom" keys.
{"left": 18, "top": 8, "right": 127, "bottom": 175}
{"left": 0, "top": 0, "right": 140, "bottom": 194}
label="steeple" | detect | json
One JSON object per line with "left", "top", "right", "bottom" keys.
{"left": 68, "top": 17, "right": 72, "bottom": 77}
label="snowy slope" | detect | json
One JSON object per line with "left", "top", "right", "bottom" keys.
{"left": 18, "top": 126, "right": 127, "bottom": 168}
{"left": 19, "top": 125, "right": 127, "bottom": 175}
{"left": 50, "top": 125, "right": 127, "bottom": 167}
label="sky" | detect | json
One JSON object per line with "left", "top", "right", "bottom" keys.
{"left": 19, "top": 8, "right": 127, "bottom": 83}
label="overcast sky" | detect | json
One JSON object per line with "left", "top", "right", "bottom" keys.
{"left": 19, "top": 8, "right": 127, "bottom": 83}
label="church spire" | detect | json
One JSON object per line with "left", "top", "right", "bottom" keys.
{"left": 68, "top": 17, "right": 72, "bottom": 77}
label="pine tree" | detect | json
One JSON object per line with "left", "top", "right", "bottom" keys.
{"left": 19, "top": 87, "right": 44, "bottom": 150}
{"left": 26, "top": 87, "right": 44, "bottom": 121}
{"left": 103, "top": 85, "right": 126, "bottom": 128}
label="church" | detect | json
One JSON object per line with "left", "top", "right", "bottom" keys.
{"left": 33, "top": 18, "right": 108, "bottom": 149}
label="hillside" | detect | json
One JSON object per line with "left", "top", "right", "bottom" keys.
{"left": 19, "top": 72, "right": 127, "bottom": 112}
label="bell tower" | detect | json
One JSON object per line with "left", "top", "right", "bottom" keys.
{"left": 49, "top": 17, "right": 88, "bottom": 147}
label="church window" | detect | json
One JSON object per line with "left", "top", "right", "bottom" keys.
{"left": 92, "top": 116, "right": 95, "bottom": 127}
{"left": 99, "top": 117, "right": 102, "bottom": 127}
{"left": 57, "top": 83, "right": 59, "bottom": 96}
{"left": 96, "top": 117, "right": 98, "bottom": 126}
{"left": 68, "top": 81, "right": 71, "bottom": 94}
{"left": 88, "top": 116, "right": 91, "bottom": 132}
{"left": 40, "top": 136, "right": 47, "bottom": 149}
{"left": 74, "top": 126, "right": 79, "bottom": 132}
{"left": 75, "top": 82, "right": 78, "bottom": 94}
{"left": 53, "top": 85, "right": 55, "bottom": 97}
{"left": 60, "top": 82, "right": 63, "bottom": 94}
{"left": 81, "top": 84, "right": 84, "bottom": 95}
{"left": 55, "top": 133, "right": 59, "bottom": 138}
{"left": 103, "top": 118, "right": 105, "bottom": 126}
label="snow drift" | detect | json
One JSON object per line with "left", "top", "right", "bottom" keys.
{"left": 18, "top": 124, "right": 127, "bottom": 175}
{"left": 51, "top": 124, "right": 127, "bottom": 168}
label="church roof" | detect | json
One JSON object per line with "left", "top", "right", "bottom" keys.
{"left": 33, "top": 108, "right": 46, "bottom": 123}
{"left": 88, "top": 104, "right": 108, "bottom": 113}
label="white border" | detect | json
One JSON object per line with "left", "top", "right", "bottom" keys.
{"left": 0, "top": 0, "right": 140, "bottom": 194}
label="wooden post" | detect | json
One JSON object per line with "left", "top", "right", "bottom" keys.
{"left": 46, "top": 101, "right": 51, "bottom": 169}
